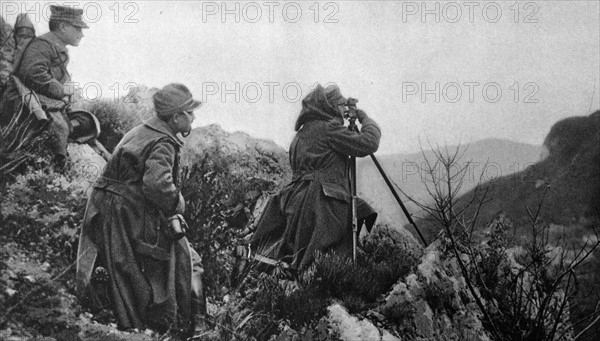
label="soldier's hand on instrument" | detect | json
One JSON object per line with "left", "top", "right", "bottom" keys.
{"left": 355, "top": 109, "right": 368, "bottom": 123}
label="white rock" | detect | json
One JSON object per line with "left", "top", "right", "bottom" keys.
{"left": 418, "top": 250, "right": 439, "bottom": 282}
{"left": 327, "top": 303, "right": 400, "bottom": 341}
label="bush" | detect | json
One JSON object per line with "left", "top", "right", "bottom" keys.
{"left": 0, "top": 166, "right": 87, "bottom": 338}
{"left": 205, "top": 225, "right": 421, "bottom": 340}
{"left": 0, "top": 107, "right": 58, "bottom": 177}
{"left": 407, "top": 143, "right": 600, "bottom": 341}
{"left": 361, "top": 226, "right": 422, "bottom": 291}
{"left": 83, "top": 99, "right": 142, "bottom": 152}
{"left": 180, "top": 146, "right": 280, "bottom": 297}
{"left": 0, "top": 167, "right": 87, "bottom": 265}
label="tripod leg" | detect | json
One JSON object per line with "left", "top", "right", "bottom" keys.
{"left": 350, "top": 155, "right": 358, "bottom": 262}
{"left": 369, "top": 154, "right": 428, "bottom": 246}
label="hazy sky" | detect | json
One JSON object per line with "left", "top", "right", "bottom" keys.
{"left": 3, "top": 1, "right": 599, "bottom": 154}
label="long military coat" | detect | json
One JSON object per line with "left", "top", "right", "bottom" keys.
{"left": 76, "top": 117, "right": 194, "bottom": 332}
{"left": 250, "top": 86, "right": 381, "bottom": 270}
{"left": 16, "top": 31, "right": 70, "bottom": 100}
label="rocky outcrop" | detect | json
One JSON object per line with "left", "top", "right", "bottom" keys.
{"left": 381, "top": 240, "right": 492, "bottom": 341}
{"left": 184, "top": 124, "right": 289, "bottom": 171}
{"left": 327, "top": 304, "right": 400, "bottom": 341}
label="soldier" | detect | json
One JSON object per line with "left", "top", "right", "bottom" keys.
{"left": 0, "top": 16, "right": 16, "bottom": 94}
{"left": 248, "top": 84, "right": 381, "bottom": 271}
{"left": 0, "top": 5, "right": 90, "bottom": 167}
{"left": 76, "top": 84, "right": 206, "bottom": 336}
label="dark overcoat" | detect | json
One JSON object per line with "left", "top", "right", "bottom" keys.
{"left": 2, "top": 31, "right": 70, "bottom": 112}
{"left": 0, "top": 31, "right": 71, "bottom": 156}
{"left": 76, "top": 117, "right": 194, "bottom": 332}
{"left": 16, "top": 31, "right": 70, "bottom": 100}
{"left": 250, "top": 86, "right": 381, "bottom": 270}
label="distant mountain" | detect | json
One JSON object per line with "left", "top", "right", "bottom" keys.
{"left": 357, "top": 138, "right": 543, "bottom": 230}
{"left": 413, "top": 111, "right": 600, "bottom": 240}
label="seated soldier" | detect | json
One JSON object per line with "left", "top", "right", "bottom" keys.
{"left": 0, "top": 6, "right": 93, "bottom": 168}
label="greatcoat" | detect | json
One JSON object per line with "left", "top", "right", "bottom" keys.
{"left": 250, "top": 86, "right": 381, "bottom": 270}
{"left": 16, "top": 31, "right": 70, "bottom": 99}
{"left": 0, "top": 31, "right": 71, "bottom": 156}
{"left": 76, "top": 116, "right": 198, "bottom": 332}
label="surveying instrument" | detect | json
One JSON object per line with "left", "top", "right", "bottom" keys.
{"left": 344, "top": 98, "right": 428, "bottom": 262}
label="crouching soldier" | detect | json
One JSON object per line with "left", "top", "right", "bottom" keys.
{"left": 76, "top": 84, "right": 207, "bottom": 337}
{"left": 236, "top": 84, "right": 380, "bottom": 275}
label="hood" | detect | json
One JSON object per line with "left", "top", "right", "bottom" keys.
{"left": 294, "top": 84, "right": 343, "bottom": 131}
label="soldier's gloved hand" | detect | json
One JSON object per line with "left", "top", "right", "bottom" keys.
{"left": 355, "top": 109, "right": 368, "bottom": 123}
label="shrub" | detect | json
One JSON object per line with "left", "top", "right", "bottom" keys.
{"left": 0, "top": 106, "right": 58, "bottom": 177}
{"left": 0, "top": 166, "right": 87, "bottom": 265}
{"left": 83, "top": 99, "right": 142, "bottom": 152}
{"left": 361, "top": 226, "right": 422, "bottom": 290}
{"left": 0, "top": 166, "right": 87, "bottom": 338}
{"left": 180, "top": 146, "right": 280, "bottom": 297}
{"left": 406, "top": 142, "right": 600, "bottom": 340}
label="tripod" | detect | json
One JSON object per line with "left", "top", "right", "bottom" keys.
{"left": 347, "top": 113, "right": 428, "bottom": 263}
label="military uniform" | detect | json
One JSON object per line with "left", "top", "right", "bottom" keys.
{"left": 76, "top": 116, "right": 203, "bottom": 332}
{"left": 0, "top": 6, "right": 89, "bottom": 163}
{"left": 76, "top": 84, "right": 205, "bottom": 335}
{"left": 250, "top": 85, "right": 381, "bottom": 270}
{"left": 17, "top": 31, "right": 71, "bottom": 100}
{"left": 11, "top": 31, "right": 73, "bottom": 157}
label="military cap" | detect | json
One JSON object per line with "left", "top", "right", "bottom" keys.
{"left": 50, "top": 5, "right": 89, "bottom": 29}
{"left": 153, "top": 83, "right": 202, "bottom": 118}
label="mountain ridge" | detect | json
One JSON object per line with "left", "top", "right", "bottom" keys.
{"left": 357, "top": 138, "right": 543, "bottom": 226}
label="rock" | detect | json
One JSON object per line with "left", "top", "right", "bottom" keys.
{"left": 417, "top": 249, "right": 440, "bottom": 283}
{"left": 327, "top": 303, "right": 400, "bottom": 341}
{"left": 383, "top": 282, "right": 414, "bottom": 323}
{"left": 367, "top": 310, "right": 385, "bottom": 322}
{"left": 413, "top": 299, "right": 434, "bottom": 338}
{"left": 379, "top": 237, "right": 500, "bottom": 340}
